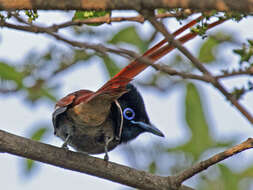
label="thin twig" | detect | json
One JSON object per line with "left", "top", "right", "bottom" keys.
{"left": 5, "top": 11, "right": 194, "bottom": 33}
{"left": 172, "top": 138, "right": 253, "bottom": 188}
{"left": 0, "top": 88, "right": 18, "bottom": 94}
{"left": 216, "top": 68, "right": 253, "bottom": 79}
{"left": 137, "top": 61, "right": 210, "bottom": 82}
{"left": 141, "top": 10, "right": 253, "bottom": 124}
{"left": 2, "top": 17, "right": 252, "bottom": 91}
{"left": 1, "top": 17, "right": 210, "bottom": 83}
{"left": 49, "top": 12, "right": 193, "bottom": 31}
{"left": 0, "top": 19, "right": 135, "bottom": 59}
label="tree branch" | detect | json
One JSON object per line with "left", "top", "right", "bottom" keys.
{"left": 2, "top": 17, "right": 252, "bottom": 95}
{"left": 0, "top": 0, "right": 253, "bottom": 13}
{"left": 0, "top": 129, "right": 252, "bottom": 190}
{"left": 48, "top": 12, "right": 192, "bottom": 31}
{"left": 173, "top": 138, "right": 253, "bottom": 188}
{"left": 2, "top": 12, "right": 253, "bottom": 122}
{"left": 141, "top": 10, "right": 253, "bottom": 125}
{"left": 216, "top": 67, "right": 253, "bottom": 79}
{"left": 0, "top": 129, "right": 193, "bottom": 190}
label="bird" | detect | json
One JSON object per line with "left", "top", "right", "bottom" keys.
{"left": 53, "top": 83, "right": 164, "bottom": 160}
{"left": 52, "top": 16, "right": 223, "bottom": 161}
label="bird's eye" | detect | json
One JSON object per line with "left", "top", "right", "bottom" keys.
{"left": 123, "top": 108, "right": 135, "bottom": 120}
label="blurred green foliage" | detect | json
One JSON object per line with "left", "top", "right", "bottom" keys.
{"left": 1, "top": 12, "right": 253, "bottom": 190}
{"left": 25, "top": 10, "right": 38, "bottom": 23}
{"left": 72, "top": 10, "right": 110, "bottom": 26}
{"left": 99, "top": 55, "right": 121, "bottom": 78}
{"left": 25, "top": 127, "right": 48, "bottom": 173}
{"left": 233, "top": 39, "right": 253, "bottom": 64}
{"left": 0, "top": 61, "right": 24, "bottom": 88}
{"left": 198, "top": 32, "right": 233, "bottom": 63}
{"left": 173, "top": 83, "right": 233, "bottom": 157}
{"left": 108, "top": 26, "right": 149, "bottom": 53}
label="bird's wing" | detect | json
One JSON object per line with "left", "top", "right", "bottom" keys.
{"left": 55, "top": 90, "right": 94, "bottom": 107}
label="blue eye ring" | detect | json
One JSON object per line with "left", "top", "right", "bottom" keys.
{"left": 123, "top": 108, "right": 135, "bottom": 120}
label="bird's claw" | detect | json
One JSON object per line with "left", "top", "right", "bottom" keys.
{"left": 61, "top": 134, "right": 71, "bottom": 150}
{"left": 61, "top": 143, "right": 69, "bottom": 150}
{"left": 104, "top": 153, "right": 109, "bottom": 162}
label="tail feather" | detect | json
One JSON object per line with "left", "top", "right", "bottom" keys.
{"left": 111, "top": 15, "right": 203, "bottom": 81}
{"left": 96, "top": 17, "right": 225, "bottom": 96}
{"left": 143, "top": 15, "right": 203, "bottom": 57}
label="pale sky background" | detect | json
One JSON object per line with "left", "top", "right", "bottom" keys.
{"left": 0, "top": 11, "right": 253, "bottom": 190}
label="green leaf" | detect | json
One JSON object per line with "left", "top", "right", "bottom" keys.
{"left": 171, "top": 83, "right": 214, "bottom": 160}
{"left": 100, "top": 55, "right": 121, "bottom": 78}
{"left": 233, "top": 39, "right": 253, "bottom": 64}
{"left": 25, "top": 10, "right": 39, "bottom": 23}
{"left": 0, "top": 62, "right": 24, "bottom": 87}
{"left": 198, "top": 32, "right": 234, "bottom": 63}
{"left": 157, "top": 9, "right": 168, "bottom": 14}
{"left": 149, "top": 162, "right": 157, "bottom": 174}
{"left": 30, "top": 127, "right": 48, "bottom": 141}
{"left": 73, "top": 49, "right": 93, "bottom": 62}
{"left": 26, "top": 159, "right": 34, "bottom": 172}
{"left": 25, "top": 127, "right": 48, "bottom": 173}
{"left": 185, "top": 83, "right": 213, "bottom": 155}
{"left": 170, "top": 83, "right": 234, "bottom": 159}
{"left": 241, "top": 166, "right": 253, "bottom": 178}
{"left": 198, "top": 37, "right": 219, "bottom": 63}
{"left": 233, "top": 49, "right": 244, "bottom": 56}
{"left": 248, "top": 39, "right": 253, "bottom": 46}
{"left": 26, "top": 82, "right": 57, "bottom": 103}
{"left": 72, "top": 10, "right": 110, "bottom": 26}
{"left": 40, "top": 87, "right": 57, "bottom": 102}
{"left": 108, "top": 26, "right": 148, "bottom": 53}
{"left": 198, "top": 164, "right": 244, "bottom": 190}
{"left": 219, "top": 164, "right": 239, "bottom": 190}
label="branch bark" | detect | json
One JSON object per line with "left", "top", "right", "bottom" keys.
{"left": 0, "top": 129, "right": 193, "bottom": 190}
{"left": 47, "top": 12, "right": 192, "bottom": 30}
{"left": 173, "top": 138, "right": 253, "bottom": 188}
{"left": 0, "top": 0, "right": 253, "bottom": 13}
{"left": 0, "top": 129, "right": 252, "bottom": 190}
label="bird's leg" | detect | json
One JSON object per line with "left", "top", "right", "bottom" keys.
{"left": 61, "top": 134, "right": 71, "bottom": 150}
{"left": 104, "top": 136, "right": 114, "bottom": 161}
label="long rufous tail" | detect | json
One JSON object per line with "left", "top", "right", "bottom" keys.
{"left": 96, "top": 16, "right": 225, "bottom": 96}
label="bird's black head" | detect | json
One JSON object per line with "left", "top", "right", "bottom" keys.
{"left": 111, "top": 84, "right": 164, "bottom": 143}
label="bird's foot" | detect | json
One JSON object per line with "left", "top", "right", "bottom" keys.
{"left": 115, "top": 136, "right": 121, "bottom": 142}
{"left": 104, "top": 153, "right": 109, "bottom": 161}
{"left": 61, "top": 134, "right": 71, "bottom": 150}
{"left": 61, "top": 142, "right": 69, "bottom": 150}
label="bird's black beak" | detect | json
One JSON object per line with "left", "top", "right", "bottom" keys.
{"left": 130, "top": 120, "right": 164, "bottom": 137}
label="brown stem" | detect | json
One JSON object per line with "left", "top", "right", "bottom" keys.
{"left": 173, "top": 138, "right": 253, "bottom": 188}
{"left": 216, "top": 68, "right": 253, "bottom": 79}
{"left": 49, "top": 12, "right": 193, "bottom": 31}
{"left": 0, "top": 0, "right": 252, "bottom": 12}
{"left": 0, "top": 129, "right": 193, "bottom": 190}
